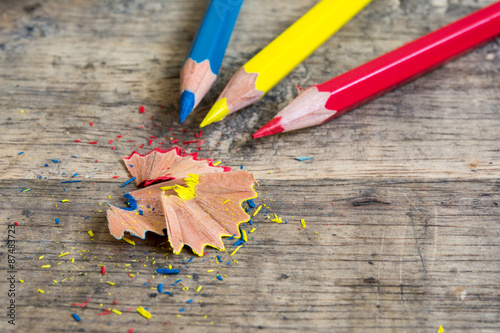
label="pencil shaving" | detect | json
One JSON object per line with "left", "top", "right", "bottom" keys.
{"left": 107, "top": 148, "right": 257, "bottom": 256}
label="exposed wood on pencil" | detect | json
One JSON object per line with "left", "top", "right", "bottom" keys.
{"left": 180, "top": 59, "right": 218, "bottom": 120}
{"left": 200, "top": 67, "right": 262, "bottom": 127}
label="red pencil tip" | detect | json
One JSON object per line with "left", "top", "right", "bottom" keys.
{"left": 252, "top": 117, "right": 284, "bottom": 139}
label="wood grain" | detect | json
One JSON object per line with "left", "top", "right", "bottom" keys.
{"left": 0, "top": 0, "right": 499, "bottom": 332}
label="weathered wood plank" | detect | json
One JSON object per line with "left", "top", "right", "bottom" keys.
{"left": 0, "top": 0, "right": 499, "bottom": 332}
{"left": 1, "top": 178, "right": 500, "bottom": 332}
{"left": 0, "top": 0, "right": 499, "bottom": 181}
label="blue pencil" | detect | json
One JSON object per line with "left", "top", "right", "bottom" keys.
{"left": 179, "top": 0, "right": 244, "bottom": 123}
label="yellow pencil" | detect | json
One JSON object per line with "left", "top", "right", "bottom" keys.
{"left": 200, "top": 0, "right": 373, "bottom": 128}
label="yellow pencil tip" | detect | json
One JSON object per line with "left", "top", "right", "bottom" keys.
{"left": 200, "top": 98, "right": 230, "bottom": 128}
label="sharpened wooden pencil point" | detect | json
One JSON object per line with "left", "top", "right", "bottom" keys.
{"left": 200, "top": 98, "right": 230, "bottom": 128}
{"left": 253, "top": 117, "right": 284, "bottom": 139}
{"left": 179, "top": 0, "right": 243, "bottom": 122}
{"left": 253, "top": 86, "right": 333, "bottom": 137}
{"left": 179, "top": 90, "right": 195, "bottom": 123}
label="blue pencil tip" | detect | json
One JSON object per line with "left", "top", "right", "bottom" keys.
{"left": 180, "top": 90, "right": 195, "bottom": 123}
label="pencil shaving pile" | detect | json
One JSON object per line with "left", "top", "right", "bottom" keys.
{"left": 106, "top": 148, "right": 257, "bottom": 255}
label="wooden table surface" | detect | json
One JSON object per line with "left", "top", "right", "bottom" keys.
{"left": 1, "top": 0, "right": 499, "bottom": 332}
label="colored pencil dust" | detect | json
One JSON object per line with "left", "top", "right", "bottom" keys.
{"left": 180, "top": 0, "right": 244, "bottom": 123}
{"left": 200, "top": 0, "right": 373, "bottom": 127}
{"left": 253, "top": 1, "right": 500, "bottom": 138}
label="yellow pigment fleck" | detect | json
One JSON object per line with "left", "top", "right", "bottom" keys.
{"left": 271, "top": 214, "right": 283, "bottom": 223}
{"left": 137, "top": 306, "right": 152, "bottom": 319}
{"left": 301, "top": 219, "right": 306, "bottom": 228}
{"left": 252, "top": 205, "right": 262, "bottom": 217}
{"left": 123, "top": 237, "right": 135, "bottom": 246}
{"left": 230, "top": 246, "right": 243, "bottom": 257}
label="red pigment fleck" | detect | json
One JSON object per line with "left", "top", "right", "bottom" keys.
{"left": 150, "top": 136, "right": 157, "bottom": 139}
{"left": 80, "top": 298, "right": 90, "bottom": 308}
{"left": 102, "top": 266, "right": 106, "bottom": 275}
{"left": 72, "top": 303, "right": 79, "bottom": 307}
{"left": 89, "top": 141, "right": 98, "bottom": 144}
{"left": 138, "top": 144, "right": 144, "bottom": 148}
{"left": 127, "top": 273, "right": 134, "bottom": 280}
{"left": 182, "top": 129, "right": 188, "bottom": 132}
{"left": 169, "top": 128, "right": 173, "bottom": 131}
{"left": 199, "top": 130, "right": 203, "bottom": 137}
{"left": 108, "top": 140, "right": 113, "bottom": 144}
{"left": 138, "top": 125, "right": 144, "bottom": 129}
{"left": 14, "top": 222, "right": 19, "bottom": 226}
{"left": 117, "top": 135, "right": 122, "bottom": 138}
{"left": 171, "top": 139, "right": 179, "bottom": 144}
{"left": 112, "top": 146, "right": 116, "bottom": 150}
{"left": 128, "top": 140, "right": 136, "bottom": 142}
{"left": 113, "top": 300, "right": 117, "bottom": 305}
{"left": 148, "top": 139, "right": 153, "bottom": 146}
{"left": 112, "top": 176, "right": 119, "bottom": 179}
{"left": 98, "top": 309, "right": 111, "bottom": 316}
{"left": 89, "top": 122, "right": 93, "bottom": 126}
{"left": 75, "top": 139, "right": 81, "bottom": 142}
{"left": 183, "top": 140, "right": 201, "bottom": 145}
{"left": 127, "top": 329, "right": 134, "bottom": 333}
{"left": 198, "top": 147, "right": 202, "bottom": 151}
{"left": 139, "top": 106, "right": 145, "bottom": 113}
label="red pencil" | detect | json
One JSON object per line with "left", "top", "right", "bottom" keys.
{"left": 253, "top": 1, "right": 500, "bottom": 139}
